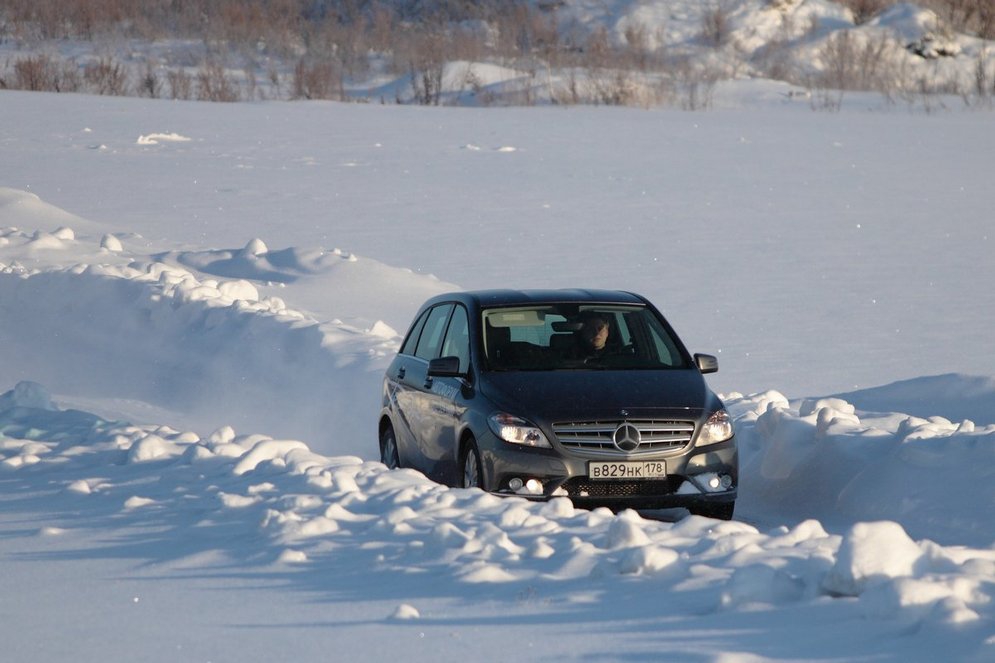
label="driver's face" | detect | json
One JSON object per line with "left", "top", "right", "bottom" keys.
{"left": 583, "top": 320, "right": 608, "bottom": 349}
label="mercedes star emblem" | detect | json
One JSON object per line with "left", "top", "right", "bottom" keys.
{"left": 613, "top": 422, "right": 641, "bottom": 452}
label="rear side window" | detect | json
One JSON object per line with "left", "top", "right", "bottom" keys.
{"left": 400, "top": 309, "right": 430, "bottom": 356}
{"left": 415, "top": 304, "right": 453, "bottom": 361}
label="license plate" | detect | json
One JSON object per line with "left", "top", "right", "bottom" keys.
{"left": 588, "top": 460, "right": 667, "bottom": 480}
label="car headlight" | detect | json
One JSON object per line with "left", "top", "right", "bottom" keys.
{"left": 697, "top": 409, "right": 733, "bottom": 446}
{"left": 488, "top": 413, "right": 551, "bottom": 448}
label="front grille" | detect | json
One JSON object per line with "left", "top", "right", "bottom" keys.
{"left": 552, "top": 419, "right": 695, "bottom": 457}
{"left": 561, "top": 477, "right": 677, "bottom": 498}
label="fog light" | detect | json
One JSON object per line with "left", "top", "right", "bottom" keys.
{"left": 508, "top": 477, "right": 524, "bottom": 491}
{"left": 693, "top": 472, "right": 729, "bottom": 493}
{"left": 525, "top": 479, "right": 543, "bottom": 494}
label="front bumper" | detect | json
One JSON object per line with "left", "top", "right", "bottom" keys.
{"left": 478, "top": 435, "right": 738, "bottom": 509}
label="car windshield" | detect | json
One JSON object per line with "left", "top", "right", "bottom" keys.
{"left": 481, "top": 304, "right": 690, "bottom": 371}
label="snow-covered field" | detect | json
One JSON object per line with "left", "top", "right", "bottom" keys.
{"left": 1, "top": 87, "right": 994, "bottom": 661}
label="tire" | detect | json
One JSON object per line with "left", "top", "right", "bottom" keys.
{"left": 461, "top": 441, "right": 482, "bottom": 489}
{"left": 690, "top": 501, "right": 735, "bottom": 521}
{"left": 380, "top": 425, "right": 400, "bottom": 470}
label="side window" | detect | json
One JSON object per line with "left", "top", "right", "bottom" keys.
{"left": 440, "top": 305, "right": 470, "bottom": 372}
{"left": 400, "top": 309, "right": 430, "bottom": 356}
{"left": 415, "top": 304, "right": 453, "bottom": 361}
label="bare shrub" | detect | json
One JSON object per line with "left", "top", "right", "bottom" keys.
{"left": 167, "top": 69, "right": 193, "bottom": 100}
{"left": 981, "top": 2, "right": 995, "bottom": 39}
{"left": 368, "top": 5, "right": 397, "bottom": 53}
{"left": 498, "top": 65, "right": 540, "bottom": 107}
{"left": 411, "top": 61, "right": 444, "bottom": 105}
{"left": 701, "top": 5, "right": 732, "bottom": 48}
{"left": 589, "top": 68, "right": 639, "bottom": 106}
{"left": 396, "top": 26, "right": 448, "bottom": 105}
{"left": 967, "top": 47, "right": 993, "bottom": 106}
{"left": 268, "top": 66, "right": 283, "bottom": 99}
{"left": 197, "top": 62, "right": 240, "bottom": 102}
{"left": 292, "top": 57, "right": 343, "bottom": 100}
{"left": 12, "top": 54, "right": 57, "bottom": 91}
{"left": 494, "top": 4, "right": 559, "bottom": 59}
{"left": 139, "top": 62, "right": 161, "bottom": 98}
{"left": 84, "top": 57, "right": 129, "bottom": 95}
{"left": 10, "top": 54, "right": 81, "bottom": 92}
{"left": 583, "top": 26, "right": 614, "bottom": 69}
{"left": 622, "top": 23, "right": 658, "bottom": 71}
{"left": 837, "top": 0, "right": 893, "bottom": 24}
{"left": 244, "top": 67, "right": 259, "bottom": 100}
{"left": 922, "top": 0, "right": 989, "bottom": 38}
{"left": 809, "top": 86, "right": 844, "bottom": 112}
{"left": 551, "top": 68, "right": 583, "bottom": 106}
{"left": 674, "top": 60, "right": 719, "bottom": 110}
{"left": 817, "top": 30, "right": 893, "bottom": 91}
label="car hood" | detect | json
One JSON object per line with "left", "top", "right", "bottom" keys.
{"left": 479, "top": 369, "right": 714, "bottom": 423}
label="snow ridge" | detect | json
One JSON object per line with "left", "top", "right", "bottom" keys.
{"left": 0, "top": 225, "right": 397, "bottom": 456}
{"left": 2, "top": 381, "right": 993, "bottom": 651}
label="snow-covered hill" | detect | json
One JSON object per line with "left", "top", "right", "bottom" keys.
{"left": 1, "top": 1, "right": 993, "bottom": 106}
{"left": 1, "top": 89, "right": 994, "bottom": 660}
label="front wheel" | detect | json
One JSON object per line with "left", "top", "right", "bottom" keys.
{"left": 380, "top": 425, "right": 400, "bottom": 470}
{"left": 461, "top": 441, "right": 482, "bottom": 489}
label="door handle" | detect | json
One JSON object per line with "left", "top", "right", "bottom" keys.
{"left": 397, "top": 366, "right": 406, "bottom": 380}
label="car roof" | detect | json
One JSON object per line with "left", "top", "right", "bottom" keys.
{"left": 423, "top": 289, "right": 648, "bottom": 309}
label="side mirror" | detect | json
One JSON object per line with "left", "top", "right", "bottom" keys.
{"left": 428, "top": 356, "right": 464, "bottom": 378}
{"left": 694, "top": 353, "right": 718, "bottom": 374}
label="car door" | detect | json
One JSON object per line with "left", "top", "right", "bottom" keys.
{"left": 420, "top": 304, "right": 471, "bottom": 481}
{"left": 387, "top": 307, "right": 430, "bottom": 467}
{"left": 398, "top": 303, "right": 453, "bottom": 478}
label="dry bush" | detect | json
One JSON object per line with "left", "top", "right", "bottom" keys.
{"left": 139, "top": 62, "right": 162, "bottom": 98}
{"left": 167, "top": 69, "right": 193, "bottom": 100}
{"left": 817, "top": 30, "right": 894, "bottom": 91}
{"left": 1, "top": 0, "right": 136, "bottom": 39}
{"left": 922, "top": 0, "right": 994, "bottom": 38}
{"left": 701, "top": 5, "right": 732, "bottom": 48}
{"left": 9, "top": 54, "right": 81, "bottom": 92}
{"left": 589, "top": 68, "right": 640, "bottom": 106}
{"left": 394, "top": 26, "right": 448, "bottom": 104}
{"left": 492, "top": 4, "right": 559, "bottom": 59}
{"left": 583, "top": 26, "right": 614, "bottom": 69}
{"left": 84, "top": 56, "right": 128, "bottom": 95}
{"left": 834, "top": 1, "right": 995, "bottom": 38}
{"left": 196, "top": 62, "right": 240, "bottom": 102}
{"left": 368, "top": 5, "right": 397, "bottom": 53}
{"left": 11, "top": 54, "right": 57, "bottom": 90}
{"left": 622, "top": 24, "right": 655, "bottom": 71}
{"left": 292, "top": 57, "right": 343, "bottom": 100}
{"left": 837, "top": 0, "right": 893, "bottom": 24}
{"left": 674, "top": 60, "right": 719, "bottom": 110}
{"left": 411, "top": 61, "right": 444, "bottom": 105}
{"left": 965, "top": 47, "right": 994, "bottom": 105}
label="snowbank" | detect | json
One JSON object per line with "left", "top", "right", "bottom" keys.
{"left": 1, "top": 380, "right": 994, "bottom": 659}
{"left": 0, "top": 224, "right": 399, "bottom": 457}
{"left": 729, "top": 388, "right": 995, "bottom": 546}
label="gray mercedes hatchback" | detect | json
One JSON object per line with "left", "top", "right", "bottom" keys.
{"left": 378, "top": 289, "right": 737, "bottom": 519}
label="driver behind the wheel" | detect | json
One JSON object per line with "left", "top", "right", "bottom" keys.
{"left": 571, "top": 312, "right": 611, "bottom": 359}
